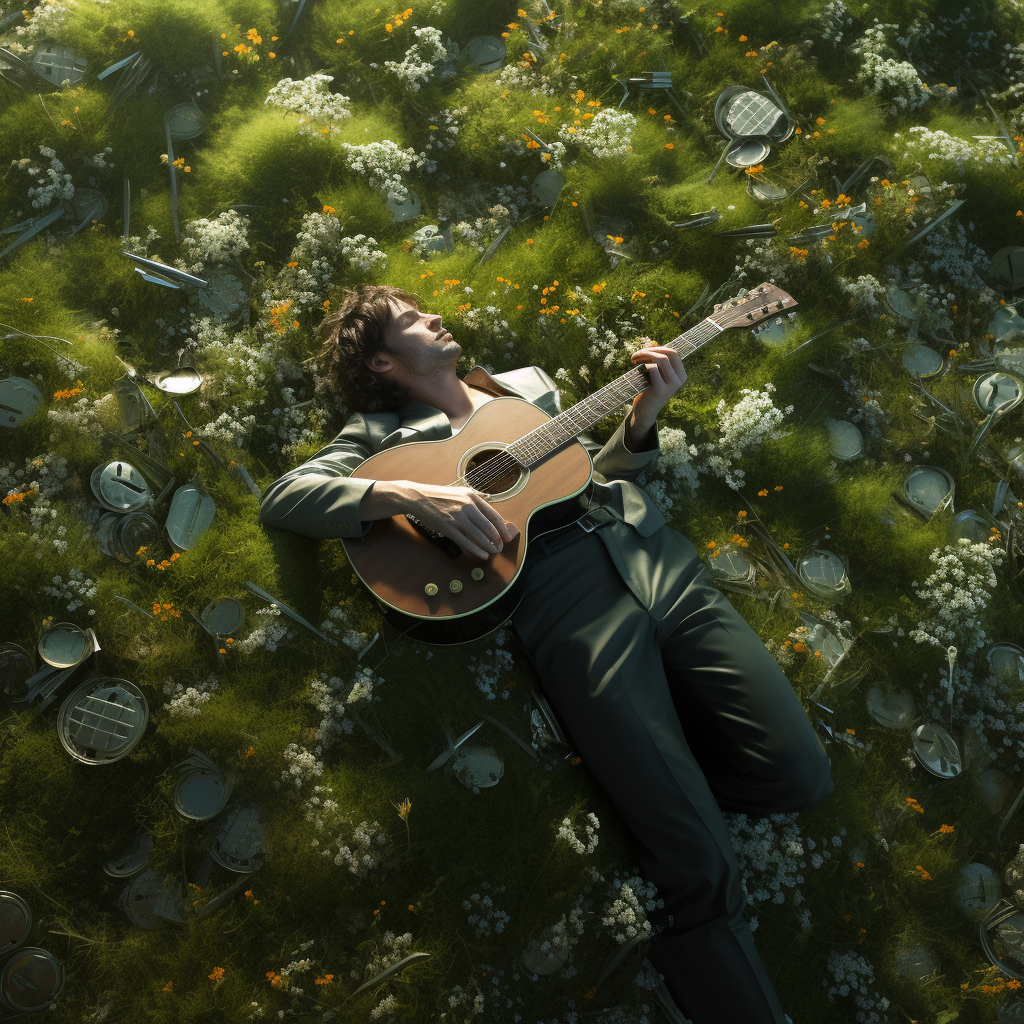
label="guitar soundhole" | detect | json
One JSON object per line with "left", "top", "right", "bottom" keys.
{"left": 466, "top": 448, "right": 522, "bottom": 496}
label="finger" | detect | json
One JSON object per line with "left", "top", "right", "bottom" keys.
{"left": 470, "top": 496, "right": 508, "bottom": 545}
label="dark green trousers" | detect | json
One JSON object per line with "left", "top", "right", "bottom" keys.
{"left": 510, "top": 521, "right": 833, "bottom": 1024}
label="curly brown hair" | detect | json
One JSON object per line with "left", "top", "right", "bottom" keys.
{"left": 316, "top": 284, "right": 425, "bottom": 413}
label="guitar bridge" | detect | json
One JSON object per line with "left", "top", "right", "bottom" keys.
{"left": 405, "top": 514, "right": 463, "bottom": 559}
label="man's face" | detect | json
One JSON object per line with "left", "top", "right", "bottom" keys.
{"left": 373, "top": 297, "right": 459, "bottom": 379}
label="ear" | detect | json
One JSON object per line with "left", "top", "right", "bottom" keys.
{"left": 364, "top": 351, "right": 392, "bottom": 373}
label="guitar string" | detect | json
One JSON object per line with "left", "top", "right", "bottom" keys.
{"left": 442, "top": 319, "right": 725, "bottom": 497}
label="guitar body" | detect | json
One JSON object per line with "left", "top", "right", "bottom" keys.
{"left": 340, "top": 396, "right": 594, "bottom": 645}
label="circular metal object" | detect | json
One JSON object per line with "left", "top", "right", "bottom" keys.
{"left": 463, "top": 36, "right": 506, "bottom": 70}
{"left": 409, "top": 224, "right": 451, "bottom": 254}
{"left": 208, "top": 804, "right": 263, "bottom": 873}
{"left": 452, "top": 745, "right": 504, "bottom": 790}
{"left": 949, "top": 510, "right": 990, "bottom": 544}
{"left": 756, "top": 313, "right": 796, "bottom": 346}
{"left": 707, "top": 547, "right": 756, "bottom": 585}
{"left": 175, "top": 767, "right": 228, "bottom": 821}
{"left": 38, "top": 622, "right": 88, "bottom": 668}
{"left": 152, "top": 366, "right": 202, "bottom": 395}
{"left": 57, "top": 678, "right": 149, "bottom": 765}
{"left": 894, "top": 938, "right": 938, "bottom": 982}
{"left": 885, "top": 288, "right": 923, "bottom": 322}
{"left": 165, "top": 478, "right": 215, "bottom": 552}
{"left": 987, "top": 643, "right": 1024, "bottom": 685}
{"left": 973, "top": 372, "right": 1022, "bottom": 414}
{"left": 746, "top": 177, "right": 788, "bottom": 201}
{"left": 194, "top": 265, "right": 248, "bottom": 321}
{"left": 715, "top": 88, "right": 789, "bottom": 142}
{"left": 988, "top": 306, "right": 1024, "bottom": 343}
{"left": 0, "top": 947, "right": 65, "bottom": 1013}
{"left": 201, "top": 597, "right": 245, "bottom": 637}
{"left": 902, "top": 343, "right": 944, "bottom": 378}
{"left": 796, "top": 550, "right": 851, "bottom": 600}
{"left": 0, "top": 893, "right": 32, "bottom": 958}
{"left": 0, "top": 644, "right": 34, "bottom": 701}
{"left": 826, "top": 419, "right": 863, "bottom": 461}
{"left": 387, "top": 189, "right": 421, "bottom": 223}
{"left": 911, "top": 721, "right": 962, "bottom": 778}
{"left": 104, "top": 833, "right": 155, "bottom": 878}
{"left": 531, "top": 169, "right": 565, "bottom": 209}
{"left": 866, "top": 686, "right": 916, "bottom": 729}
{"left": 903, "top": 465, "right": 954, "bottom": 518}
{"left": 956, "top": 863, "right": 1002, "bottom": 919}
{"left": 90, "top": 461, "right": 152, "bottom": 513}
{"left": 118, "top": 868, "right": 165, "bottom": 930}
{"left": 164, "top": 103, "right": 206, "bottom": 140}
{"left": 724, "top": 136, "right": 771, "bottom": 169}
{"left": 93, "top": 511, "right": 123, "bottom": 558}
{"left": 115, "top": 512, "right": 160, "bottom": 561}
{"left": 0, "top": 377, "right": 43, "bottom": 428}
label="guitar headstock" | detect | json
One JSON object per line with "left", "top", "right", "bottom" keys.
{"left": 709, "top": 282, "right": 798, "bottom": 330}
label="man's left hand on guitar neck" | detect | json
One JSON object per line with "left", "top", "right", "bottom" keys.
{"left": 626, "top": 345, "right": 687, "bottom": 452}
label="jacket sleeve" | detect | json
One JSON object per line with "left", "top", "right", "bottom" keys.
{"left": 569, "top": 409, "right": 660, "bottom": 486}
{"left": 259, "top": 411, "right": 390, "bottom": 540}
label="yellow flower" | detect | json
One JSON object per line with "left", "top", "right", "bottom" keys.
{"left": 209, "top": 967, "right": 225, "bottom": 982}
{"left": 664, "top": 143, "right": 674, "bottom": 149}
{"left": 738, "top": 34, "right": 747, "bottom": 41}
{"left": 385, "top": 23, "right": 393, "bottom": 31}
{"left": 757, "top": 488, "right": 768, "bottom": 497}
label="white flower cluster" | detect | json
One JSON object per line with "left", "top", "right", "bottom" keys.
{"left": 556, "top": 811, "right": 600, "bottom": 854}
{"left": 383, "top": 26, "right": 457, "bottom": 91}
{"left": 176, "top": 210, "right": 251, "bottom": 275}
{"left": 264, "top": 74, "right": 353, "bottom": 136}
{"left": 600, "top": 875, "right": 662, "bottom": 944}
{"left": 916, "top": 220, "right": 990, "bottom": 295}
{"left": 369, "top": 994, "right": 398, "bottom": 1020}
{"left": 339, "top": 140, "right": 435, "bottom": 203}
{"left": 897, "top": 126, "right": 1015, "bottom": 175}
{"left": 423, "top": 105, "right": 469, "bottom": 153}
{"left": 20, "top": 146, "right": 75, "bottom": 209}
{"left": 850, "top": 22, "right": 930, "bottom": 115}
{"left": 637, "top": 425, "right": 700, "bottom": 513}
{"left": 823, "top": 950, "right": 890, "bottom": 1023}
{"left": 235, "top": 605, "right": 293, "bottom": 652}
{"left": 845, "top": 376, "right": 888, "bottom": 444}
{"left": 467, "top": 629, "right": 516, "bottom": 700}
{"left": 559, "top": 108, "right": 637, "bottom": 160}
{"left": 46, "top": 394, "right": 107, "bottom": 439}
{"left": 197, "top": 407, "right": 257, "bottom": 449}
{"left": 307, "top": 666, "right": 379, "bottom": 747}
{"left": 699, "top": 383, "right": 793, "bottom": 490}
{"left": 462, "top": 882, "right": 510, "bottom": 939}
{"left": 82, "top": 147, "right": 115, "bottom": 172}
{"left": 837, "top": 274, "right": 882, "bottom": 314}
{"left": 939, "top": 660, "right": 1024, "bottom": 771}
{"left": 764, "top": 638, "right": 797, "bottom": 670}
{"left": 355, "top": 931, "right": 414, "bottom": 987}
{"left": 162, "top": 673, "right": 219, "bottom": 718}
{"left": 909, "top": 538, "right": 1004, "bottom": 654}
{"left": 526, "top": 901, "right": 588, "bottom": 974}
{"left": 2, "top": 452, "right": 70, "bottom": 501}
{"left": 732, "top": 236, "right": 799, "bottom": 287}
{"left": 304, "top": 783, "right": 388, "bottom": 875}
{"left": 817, "top": 0, "right": 854, "bottom": 46}
{"left": 1006, "top": 844, "right": 1024, "bottom": 907}
{"left": 726, "top": 813, "right": 846, "bottom": 929}
{"left": 9, "top": 0, "right": 78, "bottom": 53}
{"left": 438, "top": 978, "right": 486, "bottom": 1021}
{"left": 278, "top": 743, "right": 324, "bottom": 793}
{"left": 496, "top": 60, "right": 559, "bottom": 97}
{"left": 449, "top": 204, "right": 513, "bottom": 252}
{"left": 272, "top": 940, "right": 316, "bottom": 997}
{"left": 42, "top": 568, "right": 97, "bottom": 615}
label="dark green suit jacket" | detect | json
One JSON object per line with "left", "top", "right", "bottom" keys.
{"left": 259, "top": 364, "right": 672, "bottom": 609}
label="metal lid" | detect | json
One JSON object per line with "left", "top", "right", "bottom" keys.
{"left": 201, "top": 598, "right": 245, "bottom": 637}
{"left": 956, "top": 863, "right": 1002, "bottom": 919}
{"left": 463, "top": 36, "right": 506, "bottom": 69}
{"left": 707, "top": 547, "right": 755, "bottom": 584}
{"left": 209, "top": 804, "right": 263, "bottom": 873}
{"left": 715, "top": 88, "right": 787, "bottom": 141}
{"left": 949, "top": 510, "right": 990, "bottom": 544}
{"left": 152, "top": 366, "right": 202, "bottom": 395}
{"left": 866, "top": 686, "right": 916, "bottom": 729}
{"left": 104, "top": 832, "right": 155, "bottom": 878}
{"left": 725, "top": 136, "right": 771, "bottom": 168}
{"left": 0, "top": 893, "right": 32, "bottom": 957}
{"left": 987, "top": 643, "right": 1024, "bottom": 685}
{"left": 93, "top": 511, "right": 123, "bottom": 559}
{"left": 902, "top": 343, "right": 944, "bottom": 377}
{"left": 747, "top": 178, "right": 788, "bottom": 201}
{"left": 531, "top": 169, "right": 565, "bottom": 208}
{"left": 797, "top": 550, "right": 851, "bottom": 600}
{"left": 387, "top": 189, "right": 422, "bottom": 223}
{"left": 885, "top": 288, "right": 924, "bottom": 321}
{"left": 164, "top": 102, "right": 206, "bottom": 140}
{"left": 912, "top": 722, "right": 962, "bottom": 778}
{"left": 174, "top": 752, "right": 231, "bottom": 820}
{"left": 826, "top": 419, "right": 863, "bottom": 461}
{"left": 114, "top": 512, "right": 160, "bottom": 561}
{"left": 165, "top": 474, "right": 216, "bottom": 552}
{"left": 0, "top": 644, "right": 34, "bottom": 700}
{"left": 56, "top": 677, "right": 149, "bottom": 765}
{"left": 118, "top": 868, "right": 165, "bottom": 930}
{"left": 38, "top": 623, "right": 88, "bottom": 668}
{"left": 0, "top": 377, "right": 42, "bottom": 428}
{"left": 0, "top": 947, "right": 65, "bottom": 1012}
{"left": 90, "top": 461, "right": 152, "bottom": 512}
{"left": 452, "top": 745, "right": 504, "bottom": 790}
{"left": 756, "top": 313, "right": 795, "bottom": 346}
{"left": 988, "top": 306, "right": 1024, "bottom": 343}
{"left": 903, "top": 465, "right": 954, "bottom": 518}
{"left": 974, "top": 371, "right": 1022, "bottom": 414}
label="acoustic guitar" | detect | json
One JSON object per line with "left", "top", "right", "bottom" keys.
{"left": 341, "top": 282, "right": 797, "bottom": 645}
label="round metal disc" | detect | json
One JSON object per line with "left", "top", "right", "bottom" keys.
{"left": 866, "top": 686, "right": 916, "bottom": 729}
{"left": 956, "top": 863, "right": 1002, "bottom": 918}
{"left": 104, "top": 833, "right": 155, "bottom": 878}
{"left": 0, "top": 947, "right": 64, "bottom": 1013}
{"left": 0, "top": 644, "right": 34, "bottom": 700}
{"left": 911, "top": 722, "right": 962, "bottom": 778}
{"left": 0, "top": 377, "right": 42, "bottom": 428}
{"left": 747, "top": 178, "right": 788, "bottom": 201}
{"left": 987, "top": 643, "right": 1024, "bottom": 685}
{"left": 0, "top": 892, "right": 32, "bottom": 958}
{"left": 387, "top": 189, "right": 421, "bottom": 223}
{"left": 988, "top": 307, "right": 1024, "bottom": 343}
{"left": 164, "top": 103, "right": 206, "bottom": 140}
{"left": 194, "top": 266, "right": 248, "bottom": 320}
{"left": 94, "top": 511, "right": 123, "bottom": 558}
{"left": 894, "top": 938, "right": 938, "bottom": 982}
{"left": 38, "top": 623, "right": 87, "bottom": 668}
{"left": 452, "top": 745, "right": 504, "bottom": 790}
{"left": 886, "top": 288, "right": 923, "bottom": 321}
{"left": 973, "top": 372, "right": 1022, "bottom": 414}
{"left": 531, "top": 169, "right": 565, "bottom": 209}
{"left": 797, "top": 550, "right": 851, "bottom": 599}
{"left": 847, "top": 209, "right": 876, "bottom": 238}
{"left": 903, "top": 466, "right": 954, "bottom": 518}
{"left": 153, "top": 366, "right": 203, "bottom": 395}
{"left": 707, "top": 547, "right": 755, "bottom": 584}
{"left": 90, "top": 461, "right": 152, "bottom": 513}
{"left": 57, "top": 678, "right": 149, "bottom": 765}
{"left": 722, "top": 91, "right": 785, "bottom": 139}
{"left": 209, "top": 804, "right": 263, "bottom": 872}
{"left": 902, "top": 343, "right": 943, "bottom": 377}
{"left": 175, "top": 769, "right": 227, "bottom": 820}
{"left": 165, "top": 479, "right": 216, "bottom": 552}
{"left": 757, "top": 313, "right": 795, "bottom": 346}
{"left": 115, "top": 512, "right": 160, "bottom": 561}
{"left": 118, "top": 868, "right": 165, "bottom": 930}
{"left": 826, "top": 419, "right": 863, "bottom": 461}
{"left": 725, "top": 137, "right": 771, "bottom": 168}
{"left": 463, "top": 36, "right": 506, "bottom": 68}
{"left": 201, "top": 597, "right": 245, "bottom": 637}
{"left": 949, "top": 510, "right": 990, "bottom": 544}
